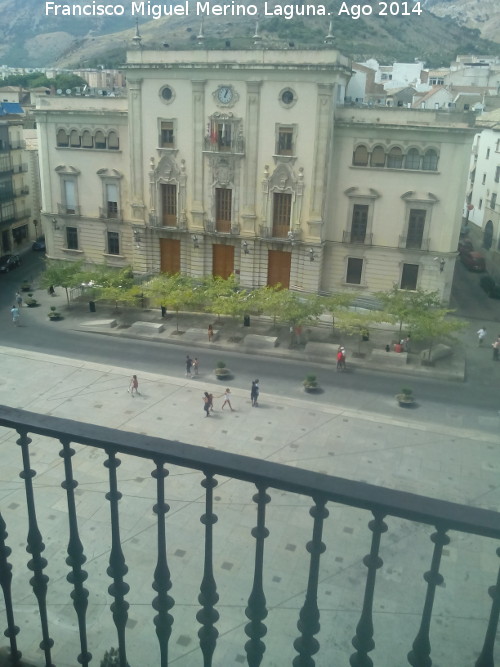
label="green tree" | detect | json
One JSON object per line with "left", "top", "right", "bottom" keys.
{"left": 335, "top": 310, "right": 386, "bottom": 354}
{"left": 203, "top": 275, "right": 239, "bottom": 321}
{"left": 319, "top": 292, "right": 355, "bottom": 336}
{"left": 144, "top": 274, "right": 198, "bottom": 331}
{"left": 376, "top": 285, "right": 441, "bottom": 335}
{"left": 406, "top": 310, "right": 467, "bottom": 357}
{"left": 259, "top": 288, "right": 323, "bottom": 342}
{"left": 41, "top": 260, "right": 86, "bottom": 306}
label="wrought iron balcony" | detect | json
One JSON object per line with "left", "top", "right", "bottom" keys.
{"left": 203, "top": 135, "right": 245, "bottom": 155}
{"left": 13, "top": 185, "right": 29, "bottom": 198}
{"left": 9, "top": 140, "right": 26, "bottom": 150}
{"left": 259, "top": 225, "right": 302, "bottom": 243}
{"left": 99, "top": 206, "right": 122, "bottom": 221}
{"left": 12, "top": 163, "right": 28, "bottom": 174}
{"left": 204, "top": 219, "right": 240, "bottom": 235}
{"left": 342, "top": 230, "right": 373, "bottom": 245}
{"left": 0, "top": 405, "right": 499, "bottom": 667}
{"left": 57, "top": 203, "right": 81, "bottom": 216}
{"left": 399, "top": 235, "right": 430, "bottom": 251}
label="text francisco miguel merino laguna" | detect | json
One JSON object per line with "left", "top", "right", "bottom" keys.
{"left": 45, "top": 0, "right": 329, "bottom": 20}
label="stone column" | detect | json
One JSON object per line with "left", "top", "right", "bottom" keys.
{"left": 307, "top": 83, "right": 334, "bottom": 236}
{"left": 241, "top": 80, "right": 262, "bottom": 235}
{"left": 191, "top": 80, "right": 206, "bottom": 229}
{"left": 127, "top": 77, "right": 145, "bottom": 220}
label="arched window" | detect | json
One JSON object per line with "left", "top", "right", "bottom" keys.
{"left": 69, "top": 130, "right": 80, "bottom": 148}
{"left": 81, "top": 130, "right": 93, "bottom": 149}
{"left": 404, "top": 148, "right": 421, "bottom": 170}
{"left": 387, "top": 147, "right": 403, "bottom": 168}
{"left": 353, "top": 144, "right": 368, "bottom": 166}
{"left": 95, "top": 131, "right": 106, "bottom": 149}
{"left": 370, "top": 145, "right": 386, "bottom": 168}
{"left": 56, "top": 129, "right": 69, "bottom": 147}
{"left": 483, "top": 220, "right": 493, "bottom": 250}
{"left": 422, "top": 149, "right": 438, "bottom": 171}
{"left": 108, "top": 131, "right": 119, "bottom": 150}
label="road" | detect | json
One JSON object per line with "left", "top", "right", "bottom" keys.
{"left": 1, "top": 251, "right": 499, "bottom": 426}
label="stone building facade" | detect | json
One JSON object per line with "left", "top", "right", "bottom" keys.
{"left": 36, "top": 48, "right": 476, "bottom": 303}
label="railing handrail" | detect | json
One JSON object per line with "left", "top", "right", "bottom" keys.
{"left": 1, "top": 404, "right": 499, "bottom": 540}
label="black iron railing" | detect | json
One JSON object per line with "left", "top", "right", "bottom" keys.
{"left": 0, "top": 405, "right": 499, "bottom": 667}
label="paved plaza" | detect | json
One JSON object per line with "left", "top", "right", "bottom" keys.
{"left": 0, "top": 334, "right": 499, "bottom": 666}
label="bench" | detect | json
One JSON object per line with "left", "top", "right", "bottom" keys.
{"left": 128, "top": 321, "right": 165, "bottom": 335}
{"left": 371, "top": 348, "right": 408, "bottom": 366}
{"left": 182, "top": 327, "right": 219, "bottom": 342}
{"left": 80, "top": 319, "right": 117, "bottom": 329}
{"left": 304, "top": 342, "right": 338, "bottom": 361}
{"left": 244, "top": 334, "right": 278, "bottom": 350}
{"left": 421, "top": 343, "right": 452, "bottom": 363}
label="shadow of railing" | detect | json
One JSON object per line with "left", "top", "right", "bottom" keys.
{"left": 0, "top": 405, "right": 498, "bottom": 667}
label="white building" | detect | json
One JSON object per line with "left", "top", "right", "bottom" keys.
{"left": 35, "top": 47, "right": 477, "bottom": 303}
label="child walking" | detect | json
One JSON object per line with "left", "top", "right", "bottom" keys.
{"left": 128, "top": 374, "right": 139, "bottom": 396}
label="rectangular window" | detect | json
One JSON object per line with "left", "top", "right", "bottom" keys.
{"left": 491, "top": 193, "right": 497, "bottom": 210}
{"left": 351, "top": 204, "right": 368, "bottom": 242}
{"left": 406, "top": 209, "right": 426, "bottom": 249}
{"left": 346, "top": 257, "right": 363, "bottom": 285}
{"left": 161, "top": 183, "right": 177, "bottom": 226}
{"left": 495, "top": 166, "right": 500, "bottom": 183}
{"left": 486, "top": 148, "right": 490, "bottom": 159}
{"left": 401, "top": 263, "right": 419, "bottom": 290}
{"left": 107, "top": 231, "right": 120, "bottom": 255}
{"left": 272, "top": 192, "right": 292, "bottom": 237}
{"left": 479, "top": 199, "right": 483, "bottom": 210}
{"left": 105, "top": 183, "right": 119, "bottom": 218}
{"left": 215, "top": 188, "right": 232, "bottom": 233}
{"left": 63, "top": 180, "right": 76, "bottom": 214}
{"left": 217, "top": 123, "right": 232, "bottom": 151}
{"left": 277, "top": 126, "right": 293, "bottom": 156}
{"left": 0, "top": 154, "right": 11, "bottom": 172}
{"left": 160, "top": 121, "right": 174, "bottom": 148}
{"left": 66, "top": 226, "right": 78, "bottom": 250}
{"left": 482, "top": 174, "right": 486, "bottom": 185}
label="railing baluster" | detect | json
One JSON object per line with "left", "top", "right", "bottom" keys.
{"left": 59, "top": 437, "right": 92, "bottom": 667}
{"left": 151, "top": 461, "right": 175, "bottom": 667}
{"left": 407, "top": 526, "right": 450, "bottom": 667}
{"left": 0, "top": 512, "right": 22, "bottom": 666}
{"left": 350, "top": 512, "right": 388, "bottom": 667}
{"left": 293, "top": 496, "right": 329, "bottom": 667}
{"left": 17, "top": 428, "right": 54, "bottom": 667}
{"left": 244, "top": 485, "right": 271, "bottom": 667}
{"left": 475, "top": 546, "right": 500, "bottom": 667}
{"left": 196, "top": 472, "right": 219, "bottom": 667}
{"left": 104, "top": 450, "right": 130, "bottom": 667}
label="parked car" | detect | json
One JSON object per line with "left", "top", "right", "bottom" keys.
{"left": 460, "top": 251, "right": 486, "bottom": 272}
{"left": 0, "top": 254, "right": 21, "bottom": 273}
{"left": 32, "top": 237, "right": 46, "bottom": 251}
{"left": 458, "top": 238, "right": 474, "bottom": 255}
{"left": 479, "top": 275, "right": 500, "bottom": 299}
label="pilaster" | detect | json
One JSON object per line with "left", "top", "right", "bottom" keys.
{"left": 241, "top": 80, "right": 262, "bottom": 235}
{"left": 191, "top": 80, "right": 206, "bottom": 229}
{"left": 127, "top": 77, "right": 145, "bottom": 220}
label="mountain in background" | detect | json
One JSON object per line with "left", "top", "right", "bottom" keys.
{"left": 1, "top": 0, "right": 500, "bottom": 69}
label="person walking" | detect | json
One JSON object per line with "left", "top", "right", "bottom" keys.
{"left": 128, "top": 374, "right": 139, "bottom": 396}
{"left": 251, "top": 379, "right": 259, "bottom": 407}
{"left": 15, "top": 291, "right": 22, "bottom": 308}
{"left": 185, "top": 355, "right": 193, "bottom": 378}
{"left": 203, "top": 392, "right": 211, "bottom": 417}
{"left": 192, "top": 358, "right": 199, "bottom": 376}
{"left": 477, "top": 327, "right": 487, "bottom": 346}
{"left": 11, "top": 305, "right": 20, "bottom": 326}
{"left": 336, "top": 346, "right": 346, "bottom": 371}
{"left": 220, "top": 388, "right": 234, "bottom": 411}
{"left": 208, "top": 324, "right": 214, "bottom": 342}
{"left": 492, "top": 336, "right": 500, "bottom": 361}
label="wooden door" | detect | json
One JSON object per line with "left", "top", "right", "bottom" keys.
{"left": 160, "top": 238, "right": 180, "bottom": 275}
{"left": 212, "top": 244, "right": 234, "bottom": 279}
{"left": 267, "top": 250, "right": 291, "bottom": 288}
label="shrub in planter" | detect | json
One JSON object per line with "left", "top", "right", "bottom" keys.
{"left": 25, "top": 292, "right": 38, "bottom": 307}
{"left": 214, "top": 361, "right": 231, "bottom": 378}
{"left": 303, "top": 374, "right": 321, "bottom": 392}
{"left": 48, "top": 305, "right": 61, "bottom": 320}
{"left": 395, "top": 387, "right": 415, "bottom": 406}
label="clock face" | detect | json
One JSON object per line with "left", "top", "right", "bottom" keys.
{"left": 217, "top": 86, "right": 233, "bottom": 104}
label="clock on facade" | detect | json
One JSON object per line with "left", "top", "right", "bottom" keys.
{"left": 217, "top": 86, "right": 234, "bottom": 104}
